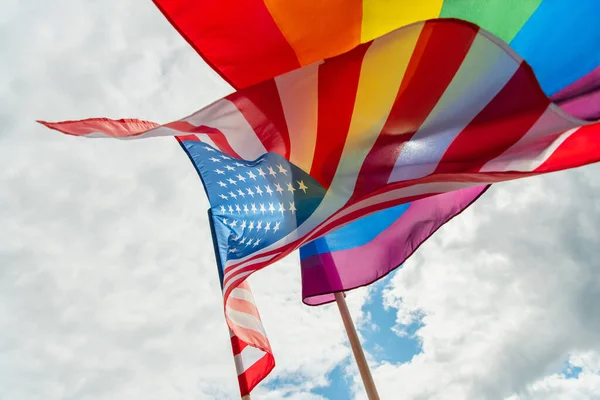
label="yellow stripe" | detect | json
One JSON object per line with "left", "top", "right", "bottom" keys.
{"left": 361, "top": 0, "right": 444, "bottom": 43}
{"left": 328, "top": 23, "right": 424, "bottom": 196}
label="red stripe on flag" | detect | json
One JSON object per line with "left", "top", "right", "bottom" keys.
{"left": 237, "top": 353, "right": 275, "bottom": 396}
{"left": 536, "top": 123, "right": 600, "bottom": 172}
{"left": 435, "top": 64, "right": 550, "bottom": 174}
{"left": 227, "top": 297, "right": 262, "bottom": 321}
{"left": 227, "top": 80, "right": 291, "bottom": 159}
{"left": 226, "top": 316, "right": 272, "bottom": 354}
{"left": 230, "top": 333, "right": 249, "bottom": 354}
{"left": 38, "top": 118, "right": 158, "bottom": 137}
{"left": 310, "top": 42, "right": 371, "bottom": 189}
{"left": 351, "top": 21, "right": 478, "bottom": 199}
{"left": 175, "top": 134, "right": 201, "bottom": 142}
{"left": 152, "top": 0, "right": 300, "bottom": 89}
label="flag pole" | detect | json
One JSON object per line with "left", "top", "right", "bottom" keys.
{"left": 334, "top": 292, "right": 380, "bottom": 400}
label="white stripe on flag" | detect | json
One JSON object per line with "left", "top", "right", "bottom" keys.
{"left": 230, "top": 287, "right": 257, "bottom": 303}
{"left": 226, "top": 308, "right": 269, "bottom": 338}
{"left": 234, "top": 342, "right": 266, "bottom": 375}
{"left": 388, "top": 33, "right": 520, "bottom": 183}
{"left": 184, "top": 99, "right": 267, "bottom": 160}
{"left": 275, "top": 62, "right": 321, "bottom": 172}
{"left": 480, "top": 106, "right": 579, "bottom": 172}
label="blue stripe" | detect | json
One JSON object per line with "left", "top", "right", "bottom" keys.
{"left": 299, "top": 203, "right": 410, "bottom": 260}
{"left": 510, "top": 0, "right": 600, "bottom": 96}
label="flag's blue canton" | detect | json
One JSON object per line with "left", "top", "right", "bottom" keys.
{"left": 182, "top": 141, "right": 326, "bottom": 265}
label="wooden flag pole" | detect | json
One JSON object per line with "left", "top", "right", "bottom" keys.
{"left": 334, "top": 292, "right": 380, "bottom": 400}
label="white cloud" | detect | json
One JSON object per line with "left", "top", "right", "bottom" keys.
{"left": 364, "top": 167, "right": 600, "bottom": 400}
{"left": 1, "top": 2, "right": 370, "bottom": 399}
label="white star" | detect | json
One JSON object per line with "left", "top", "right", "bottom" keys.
{"left": 225, "top": 165, "right": 235, "bottom": 171}
{"left": 255, "top": 186, "right": 263, "bottom": 196}
{"left": 219, "top": 194, "right": 228, "bottom": 200}
{"left": 239, "top": 238, "right": 246, "bottom": 245}
{"left": 215, "top": 169, "right": 225, "bottom": 175}
{"left": 259, "top": 204, "right": 266, "bottom": 214}
{"left": 228, "top": 248, "right": 236, "bottom": 253}
{"left": 278, "top": 203, "right": 285, "bottom": 214}
{"left": 204, "top": 146, "right": 215, "bottom": 152}
{"left": 256, "top": 221, "right": 262, "bottom": 230}
{"left": 234, "top": 162, "right": 245, "bottom": 167}
{"left": 265, "top": 185, "right": 274, "bottom": 196}
{"left": 253, "top": 238, "right": 261, "bottom": 247}
{"left": 268, "top": 203, "right": 275, "bottom": 214}
{"left": 257, "top": 168, "right": 266, "bottom": 178}
{"left": 223, "top": 218, "right": 228, "bottom": 226}
{"left": 251, "top": 203, "right": 257, "bottom": 214}
{"left": 288, "top": 201, "right": 296, "bottom": 213}
{"left": 243, "top": 204, "right": 249, "bottom": 214}
{"left": 286, "top": 183, "right": 295, "bottom": 194}
{"left": 228, "top": 205, "right": 234, "bottom": 213}
{"left": 240, "top": 220, "right": 247, "bottom": 229}
{"left": 236, "top": 174, "right": 246, "bottom": 182}
{"left": 247, "top": 188, "right": 255, "bottom": 197}
{"left": 273, "top": 221, "right": 281, "bottom": 232}
{"left": 277, "top": 164, "right": 288, "bottom": 175}
{"left": 220, "top": 205, "right": 226, "bottom": 213}
{"left": 221, "top": 155, "right": 230, "bottom": 160}
{"left": 235, "top": 204, "right": 241, "bottom": 214}
{"left": 229, "top": 191, "right": 237, "bottom": 200}
{"left": 228, "top": 178, "right": 237, "bottom": 185}
{"left": 209, "top": 157, "right": 220, "bottom": 163}
{"left": 248, "top": 221, "right": 255, "bottom": 231}
{"left": 264, "top": 222, "right": 271, "bottom": 232}
{"left": 297, "top": 180, "right": 308, "bottom": 193}
{"left": 267, "top": 166, "right": 277, "bottom": 176}
{"left": 230, "top": 220, "right": 238, "bottom": 227}
{"left": 237, "top": 189, "right": 245, "bottom": 198}
{"left": 218, "top": 181, "right": 227, "bottom": 188}
{"left": 247, "top": 171, "right": 257, "bottom": 180}
{"left": 275, "top": 184, "right": 284, "bottom": 194}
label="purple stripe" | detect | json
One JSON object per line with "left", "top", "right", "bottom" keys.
{"left": 301, "top": 186, "right": 487, "bottom": 306}
{"left": 554, "top": 88, "right": 600, "bottom": 121}
{"left": 551, "top": 65, "right": 600, "bottom": 121}
{"left": 551, "top": 65, "right": 600, "bottom": 102}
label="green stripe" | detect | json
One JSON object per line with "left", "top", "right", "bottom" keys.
{"left": 440, "top": 0, "right": 542, "bottom": 42}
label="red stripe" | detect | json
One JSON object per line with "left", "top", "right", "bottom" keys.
{"left": 38, "top": 118, "right": 158, "bottom": 137}
{"left": 310, "top": 42, "right": 371, "bottom": 189}
{"left": 352, "top": 21, "right": 478, "bottom": 200}
{"left": 536, "top": 123, "right": 600, "bottom": 172}
{"left": 175, "top": 134, "right": 200, "bottom": 142}
{"left": 165, "top": 121, "right": 241, "bottom": 158}
{"left": 237, "top": 353, "right": 275, "bottom": 396}
{"left": 226, "top": 315, "right": 271, "bottom": 353}
{"left": 152, "top": 0, "right": 300, "bottom": 89}
{"left": 227, "top": 297, "right": 262, "bottom": 321}
{"left": 227, "top": 79, "right": 291, "bottom": 159}
{"left": 230, "top": 333, "right": 249, "bottom": 355}
{"left": 435, "top": 64, "right": 550, "bottom": 174}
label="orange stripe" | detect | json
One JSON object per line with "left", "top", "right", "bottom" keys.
{"left": 263, "top": 0, "right": 362, "bottom": 66}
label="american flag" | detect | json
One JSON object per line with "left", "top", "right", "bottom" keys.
{"left": 42, "top": 18, "right": 600, "bottom": 395}
{"left": 222, "top": 281, "right": 274, "bottom": 398}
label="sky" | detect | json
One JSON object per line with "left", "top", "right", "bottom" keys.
{"left": 1, "top": 1, "right": 600, "bottom": 399}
